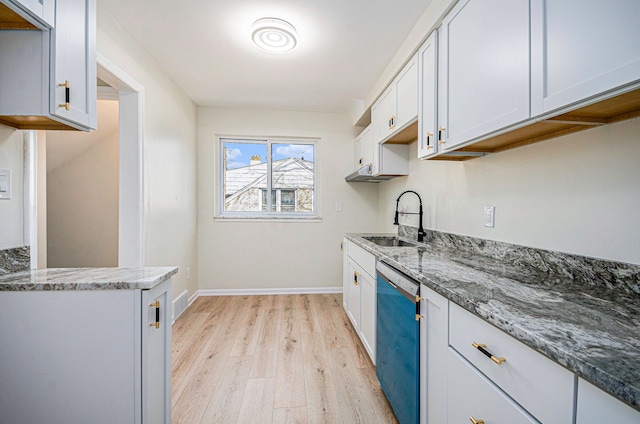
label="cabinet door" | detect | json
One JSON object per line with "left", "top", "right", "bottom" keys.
{"left": 354, "top": 124, "right": 373, "bottom": 170}
{"left": 50, "top": 0, "right": 96, "bottom": 129}
{"left": 418, "top": 31, "right": 438, "bottom": 159}
{"left": 419, "top": 285, "right": 448, "bottom": 424}
{"left": 394, "top": 53, "right": 418, "bottom": 131}
{"left": 375, "top": 85, "right": 396, "bottom": 143}
{"left": 342, "top": 239, "right": 349, "bottom": 310}
{"left": 447, "top": 349, "right": 537, "bottom": 424}
{"left": 438, "top": 0, "right": 530, "bottom": 150}
{"left": 354, "top": 130, "right": 363, "bottom": 170}
{"left": 576, "top": 378, "right": 640, "bottom": 424}
{"left": 359, "top": 269, "right": 376, "bottom": 364}
{"left": 141, "top": 280, "right": 172, "bottom": 424}
{"left": 346, "top": 261, "right": 361, "bottom": 331}
{"left": 531, "top": 0, "right": 640, "bottom": 115}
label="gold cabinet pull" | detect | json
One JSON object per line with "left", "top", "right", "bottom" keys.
{"left": 425, "top": 132, "right": 433, "bottom": 147}
{"left": 472, "top": 342, "right": 506, "bottom": 365}
{"left": 58, "top": 80, "right": 70, "bottom": 110}
{"left": 353, "top": 271, "right": 359, "bottom": 286}
{"left": 470, "top": 417, "right": 484, "bottom": 424}
{"left": 149, "top": 300, "right": 160, "bottom": 329}
{"left": 438, "top": 126, "right": 446, "bottom": 144}
{"left": 415, "top": 314, "right": 424, "bottom": 321}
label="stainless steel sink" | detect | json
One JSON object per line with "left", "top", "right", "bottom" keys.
{"left": 362, "top": 236, "right": 416, "bottom": 247}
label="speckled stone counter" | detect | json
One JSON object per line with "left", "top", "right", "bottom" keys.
{"left": 0, "top": 246, "right": 30, "bottom": 275}
{"left": 0, "top": 267, "right": 178, "bottom": 291}
{"left": 345, "top": 231, "right": 640, "bottom": 411}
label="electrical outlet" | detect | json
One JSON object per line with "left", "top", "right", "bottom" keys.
{"left": 484, "top": 205, "right": 495, "bottom": 228}
{"left": 186, "top": 267, "right": 191, "bottom": 280}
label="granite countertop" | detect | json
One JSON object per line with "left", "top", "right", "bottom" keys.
{"left": 0, "top": 267, "right": 178, "bottom": 291}
{"left": 345, "top": 232, "right": 640, "bottom": 412}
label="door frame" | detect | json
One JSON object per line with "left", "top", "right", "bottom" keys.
{"left": 97, "top": 54, "right": 145, "bottom": 267}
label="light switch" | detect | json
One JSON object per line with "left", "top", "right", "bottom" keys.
{"left": 335, "top": 201, "right": 343, "bottom": 212}
{"left": 0, "top": 169, "right": 11, "bottom": 199}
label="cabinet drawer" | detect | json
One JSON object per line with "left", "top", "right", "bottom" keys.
{"left": 447, "top": 348, "right": 537, "bottom": 424}
{"left": 346, "top": 240, "right": 375, "bottom": 277}
{"left": 449, "top": 303, "right": 574, "bottom": 424}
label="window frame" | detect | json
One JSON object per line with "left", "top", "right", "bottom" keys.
{"left": 217, "top": 136, "right": 319, "bottom": 220}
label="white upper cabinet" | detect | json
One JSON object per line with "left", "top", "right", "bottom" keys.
{"left": 373, "top": 53, "right": 418, "bottom": 144}
{"left": 354, "top": 124, "right": 374, "bottom": 170}
{"left": 437, "top": 0, "right": 531, "bottom": 151}
{"left": 0, "top": 0, "right": 96, "bottom": 131}
{"left": 375, "top": 85, "right": 396, "bottom": 144}
{"left": 0, "top": 0, "right": 55, "bottom": 29}
{"left": 531, "top": 0, "right": 640, "bottom": 116}
{"left": 417, "top": 31, "right": 438, "bottom": 159}
{"left": 50, "top": 0, "right": 96, "bottom": 129}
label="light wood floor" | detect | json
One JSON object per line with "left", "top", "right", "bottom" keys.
{"left": 171, "top": 294, "right": 398, "bottom": 424}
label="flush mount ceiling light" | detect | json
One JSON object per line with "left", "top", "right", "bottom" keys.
{"left": 251, "top": 17, "right": 297, "bottom": 54}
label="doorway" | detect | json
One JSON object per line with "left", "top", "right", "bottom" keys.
{"left": 37, "top": 56, "right": 144, "bottom": 268}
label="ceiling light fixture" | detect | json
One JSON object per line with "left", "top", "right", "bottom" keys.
{"left": 251, "top": 18, "right": 297, "bottom": 54}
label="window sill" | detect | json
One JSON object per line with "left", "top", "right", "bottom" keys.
{"left": 214, "top": 215, "right": 322, "bottom": 223}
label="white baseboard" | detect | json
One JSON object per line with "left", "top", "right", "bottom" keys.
{"left": 172, "top": 287, "right": 342, "bottom": 324}
{"left": 196, "top": 286, "right": 342, "bottom": 297}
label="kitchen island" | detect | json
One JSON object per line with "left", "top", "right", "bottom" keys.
{"left": 0, "top": 267, "right": 177, "bottom": 424}
{"left": 345, "top": 231, "right": 640, "bottom": 418}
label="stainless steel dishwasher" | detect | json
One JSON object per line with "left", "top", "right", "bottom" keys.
{"left": 376, "top": 261, "right": 420, "bottom": 424}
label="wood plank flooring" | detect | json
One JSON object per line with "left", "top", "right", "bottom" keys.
{"left": 172, "top": 294, "right": 398, "bottom": 424}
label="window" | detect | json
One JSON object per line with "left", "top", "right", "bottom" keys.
{"left": 220, "top": 137, "right": 317, "bottom": 217}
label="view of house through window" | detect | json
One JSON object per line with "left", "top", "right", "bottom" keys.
{"left": 221, "top": 138, "right": 316, "bottom": 215}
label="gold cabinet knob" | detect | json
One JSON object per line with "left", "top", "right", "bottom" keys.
{"left": 470, "top": 417, "right": 484, "bottom": 424}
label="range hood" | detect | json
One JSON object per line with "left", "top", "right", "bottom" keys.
{"left": 345, "top": 164, "right": 395, "bottom": 183}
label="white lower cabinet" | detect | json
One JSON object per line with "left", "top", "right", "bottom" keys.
{"left": 576, "top": 378, "right": 640, "bottom": 424}
{"left": 0, "top": 279, "right": 172, "bottom": 424}
{"left": 419, "top": 284, "right": 448, "bottom": 424}
{"left": 346, "top": 260, "right": 361, "bottom": 331}
{"left": 447, "top": 348, "right": 538, "bottom": 424}
{"left": 449, "top": 302, "right": 574, "bottom": 424}
{"left": 358, "top": 266, "right": 376, "bottom": 360}
{"left": 343, "top": 239, "right": 376, "bottom": 363}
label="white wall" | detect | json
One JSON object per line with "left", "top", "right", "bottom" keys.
{"left": 47, "top": 129, "right": 119, "bottom": 267}
{"left": 0, "top": 126, "right": 24, "bottom": 250}
{"left": 378, "top": 118, "right": 640, "bottom": 264}
{"left": 97, "top": 6, "right": 199, "bottom": 300}
{"left": 197, "top": 108, "right": 378, "bottom": 290}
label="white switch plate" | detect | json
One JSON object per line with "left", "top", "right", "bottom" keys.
{"left": 335, "top": 201, "right": 343, "bottom": 212}
{"left": 0, "top": 169, "right": 11, "bottom": 200}
{"left": 484, "top": 205, "right": 495, "bottom": 228}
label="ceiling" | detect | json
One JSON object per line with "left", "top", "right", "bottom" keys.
{"left": 98, "top": 0, "right": 432, "bottom": 115}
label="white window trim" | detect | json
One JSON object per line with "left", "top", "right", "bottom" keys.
{"left": 215, "top": 136, "right": 320, "bottom": 220}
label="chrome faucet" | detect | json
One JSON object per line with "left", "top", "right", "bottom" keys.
{"left": 394, "top": 190, "right": 426, "bottom": 242}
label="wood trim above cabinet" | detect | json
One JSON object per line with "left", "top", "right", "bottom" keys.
{"left": 0, "top": 3, "right": 37, "bottom": 29}
{"left": 0, "top": 115, "right": 83, "bottom": 131}
{"left": 432, "top": 86, "right": 640, "bottom": 161}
